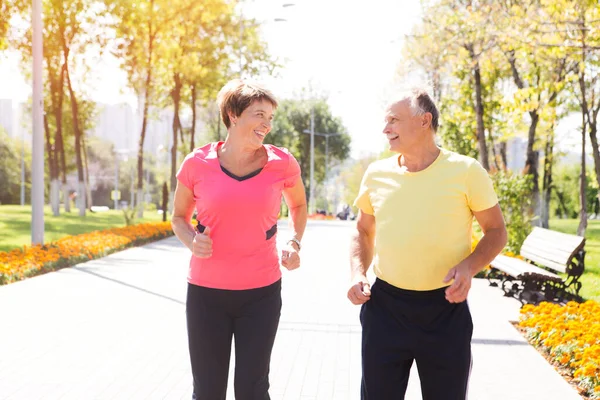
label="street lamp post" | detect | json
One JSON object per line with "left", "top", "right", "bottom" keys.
{"left": 20, "top": 128, "right": 25, "bottom": 206}
{"left": 309, "top": 108, "right": 315, "bottom": 214}
{"left": 113, "top": 149, "right": 131, "bottom": 210}
{"left": 113, "top": 156, "right": 120, "bottom": 210}
{"left": 31, "top": 0, "right": 44, "bottom": 244}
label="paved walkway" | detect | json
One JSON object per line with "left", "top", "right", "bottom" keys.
{"left": 0, "top": 221, "right": 582, "bottom": 399}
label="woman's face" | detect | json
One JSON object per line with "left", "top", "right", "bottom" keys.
{"left": 231, "top": 100, "right": 274, "bottom": 149}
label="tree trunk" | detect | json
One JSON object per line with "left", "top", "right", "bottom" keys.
{"left": 64, "top": 61, "right": 86, "bottom": 216}
{"left": 44, "top": 113, "right": 60, "bottom": 216}
{"left": 56, "top": 64, "right": 66, "bottom": 212}
{"left": 554, "top": 189, "right": 570, "bottom": 218}
{"left": 582, "top": 81, "right": 600, "bottom": 192}
{"left": 488, "top": 129, "right": 500, "bottom": 171}
{"left": 190, "top": 84, "right": 197, "bottom": 152}
{"left": 162, "top": 182, "right": 168, "bottom": 222}
{"left": 507, "top": 50, "right": 542, "bottom": 223}
{"left": 578, "top": 114, "right": 587, "bottom": 237}
{"left": 524, "top": 111, "right": 541, "bottom": 225}
{"left": 55, "top": 66, "right": 68, "bottom": 212}
{"left": 217, "top": 113, "right": 222, "bottom": 141}
{"left": 170, "top": 73, "right": 182, "bottom": 207}
{"left": 46, "top": 62, "right": 66, "bottom": 215}
{"left": 472, "top": 54, "right": 489, "bottom": 171}
{"left": 136, "top": 23, "right": 156, "bottom": 219}
{"left": 541, "top": 128, "right": 555, "bottom": 228}
{"left": 499, "top": 141, "right": 508, "bottom": 171}
{"left": 82, "top": 134, "right": 93, "bottom": 209}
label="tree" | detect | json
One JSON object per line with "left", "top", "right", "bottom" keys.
{"left": 162, "top": 0, "right": 243, "bottom": 207}
{"left": 0, "top": 0, "right": 26, "bottom": 50}
{"left": 493, "top": 0, "right": 573, "bottom": 226}
{"left": 13, "top": 0, "right": 102, "bottom": 215}
{"left": 14, "top": 0, "right": 66, "bottom": 214}
{"left": 109, "top": 0, "right": 174, "bottom": 218}
{"left": 420, "top": 0, "right": 504, "bottom": 171}
{"left": 59, "top": 0, "right": 99, "bottom": 216}
{"left": 520, "top": 0, "right": 600, "bottom": 233}
{"left": 0, "top": 129, "right": 31, "bottom": 204}
{"left": 268, "top": 99, "right": 351, "bottom": 204}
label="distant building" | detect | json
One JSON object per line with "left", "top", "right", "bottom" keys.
{"left": 0, "top": 99, "right": 13, "bottom": 137}
{"left": 0, "top": 99, "right": 30, "bottom": 142}
{"left": 506, "top": 137, "right": 527, "bottom": 171}
{"left": 92, "top": 102, "right": 205, "bottom": 156}
{"left": 93, "top": 103, "right": 139, "bottom": 153}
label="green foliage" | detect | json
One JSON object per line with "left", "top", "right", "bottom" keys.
{"left": 0, "top": 204, "right": 163, "bottom": 252}
{"left": 491, "top": 171, "right": 534, "bottom": 253}
{"left": 121, "top": 205, "right": 138, "bottom": 226}
{"left": 267, "top": 98, "right": 352, "bottom": 199}
{"left": 438, "top": 100, "right": 479, "bottom": 160}
{"left": 338, "top": 156, "right": 377, "bottom": 212}
{"left": 551, "top": 165, "right": 599, "bottom": 218}
{"left": 0, "top": 130, "right": 30, "bottom": 205}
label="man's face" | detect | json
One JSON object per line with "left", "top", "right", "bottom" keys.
{"left": 382, "top": 100, "right": 424, "bottom": 153}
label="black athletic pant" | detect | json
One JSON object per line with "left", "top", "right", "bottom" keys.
{"left": 186, "top": 280, "right": 282, "bottom": 400}
{"left": 360, "top": 278, "right": 473, "bottom": 400}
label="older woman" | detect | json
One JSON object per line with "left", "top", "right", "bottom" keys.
{"left": 171, "top": 79, "right": 307, "bottom": 400}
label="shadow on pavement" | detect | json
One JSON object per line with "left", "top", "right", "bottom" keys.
{"left": 77, "top": 267, "right": 185, "bottom": 306}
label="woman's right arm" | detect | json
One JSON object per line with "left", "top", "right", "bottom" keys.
{"left": 171, "top": 181, "right": 197, "bottom": 251}
{"left": 171, "top": 181, "right": 213, "bottom": 258}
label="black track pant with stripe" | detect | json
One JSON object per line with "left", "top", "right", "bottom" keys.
{"left": 360, "top": 278, "right": 473, "bottom": 400}
{"left": 186, "top": 280, "right": 281, "bottom": 400}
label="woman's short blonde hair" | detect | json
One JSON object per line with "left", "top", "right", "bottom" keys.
{"left": 217, "top": 79, "right": 278, "bottom": 128}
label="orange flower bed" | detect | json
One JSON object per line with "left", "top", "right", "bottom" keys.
{"left": 0, "top": 222, "right": 173, "bottom": 285}
{"left": 520, "top": 301, "right": 600, "bottom": 398}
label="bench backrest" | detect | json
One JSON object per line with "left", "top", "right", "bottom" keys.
{"left": 519, "top": 227, "right": 585, "bottom": 273}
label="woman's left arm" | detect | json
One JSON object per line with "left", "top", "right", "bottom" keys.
{"left": 283, "top": 179, "right": 308, "bottom": 246}
{"left": 280, "top": 179, "right": 307, "bottom": 270}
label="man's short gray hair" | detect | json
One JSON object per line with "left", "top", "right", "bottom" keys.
{"left": 398, "top": 86, "right": 439, "bottom": 132}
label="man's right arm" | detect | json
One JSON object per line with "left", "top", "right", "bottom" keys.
{"left": 348, "top": 210, "right": 376, "bottom": 305}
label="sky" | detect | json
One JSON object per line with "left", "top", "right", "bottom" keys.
{"left": 0, "top": 0, "right": 583, "bottom": 159}
{"left": 248, "top": 0, "right": 423, "bottom": 157}
{"left": 0, "top": 0, "right": 423, "bottom": 159}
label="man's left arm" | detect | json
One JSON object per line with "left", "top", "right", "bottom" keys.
{"left": 444, "top": 204, "right": 507, "bottom": 303}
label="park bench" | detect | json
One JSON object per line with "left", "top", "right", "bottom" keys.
{"left": 488, "top": 227, "right": 586, "bottom": 304}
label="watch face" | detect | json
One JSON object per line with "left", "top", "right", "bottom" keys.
{"left": 288, "top": 239, "right": 300, "bottom": 250}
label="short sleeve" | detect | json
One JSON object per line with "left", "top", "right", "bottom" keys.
{"left": 353, "top": 167, "right": 374, "bottom": 215}
{"left": 176, "top": 152, "right": 196, "bottom": 190}
{"left": 284, "top": 153, "right": 301, "bottom": 188}
{"left": 466, "top": 161, "right": 498, "bottom": 212}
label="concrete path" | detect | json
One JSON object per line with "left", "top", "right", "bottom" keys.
{"left": 0, "top": 221, "right": 582, "bottom": 399}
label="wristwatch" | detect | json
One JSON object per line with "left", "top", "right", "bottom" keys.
{"left": 287, "top": 238, "right": 301, "bottom": 251}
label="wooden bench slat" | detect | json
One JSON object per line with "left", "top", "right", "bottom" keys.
{"left": 521, "top": 237, "right": 579, "bottom": 264}
{"left": 490, "top": 255, "right": 525, "bottom": 277}
{"left": 523, "top": 233, "right": 583, "bottom": 252}
{"left": 519, "top": 251, "right": 570, "bottom": 273}
{"left": 488, "top": 227, "right": 585, "bottom": 303}
{"left": 491, "top": 255, "right": 560, "bottom": 279}
{"left": 520, "top": 245, "right": 571, "bottom": 268}
{"left": 527, "top": 227, "right": 585, "bottom": 248}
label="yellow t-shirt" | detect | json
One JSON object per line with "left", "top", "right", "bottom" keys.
{"left": 353, "top": 148, "right": 498, "bottom": 291}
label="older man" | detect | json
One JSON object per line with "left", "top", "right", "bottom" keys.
{"left": 348, "top": 87, "right": 507, "bottom": 400}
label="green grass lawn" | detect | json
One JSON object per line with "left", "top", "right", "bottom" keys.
{"left": 549, "top": 219, "right": 600, "bottom": 302}
{"left": 0, "top": 205, "right": 164, "bottom": 252}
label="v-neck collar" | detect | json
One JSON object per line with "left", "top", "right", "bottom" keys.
{"left": 220, "top": 165, "right": 264, "bottom": 181}
{"left": 207, "top": 141, "right": 274, "bottom": 181}
{"left": 206, "top": 141, "right": 276, "bottom": 161}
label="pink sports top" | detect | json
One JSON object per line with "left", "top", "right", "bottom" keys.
{"left": 176, "top": 141, "right": 301, "bottom": 289}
